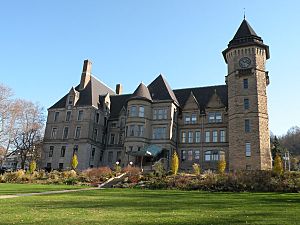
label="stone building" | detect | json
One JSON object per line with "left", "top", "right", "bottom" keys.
{"left": 42, "top": 19, "right": 272, "bottom": 171}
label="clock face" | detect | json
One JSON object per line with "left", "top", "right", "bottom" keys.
{"left": 239, "top": 57, "right": 251, "bottom": 68}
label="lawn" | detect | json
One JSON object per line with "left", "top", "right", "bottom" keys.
{"left": 0, "top": 183, "right": 86, "bottom": 195}
{"left": 0, "top": 187, "right": 300, "bottom": 225}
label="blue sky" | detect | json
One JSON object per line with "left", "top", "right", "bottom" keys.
{"left": 1, "top": 1, "right": 299, "bottom": 136}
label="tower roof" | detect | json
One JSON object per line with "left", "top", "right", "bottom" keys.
{"left": 148, "top": 74, "right": 179, "bottom": 105}
{"left": 129, "top": 82, "right": 152, "bottom": 102}
{"left": 222, "top": 19, "right": 270, "bottom": 62}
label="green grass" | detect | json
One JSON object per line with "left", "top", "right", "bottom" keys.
{"left": 0, "top": 183, "right": 86, "bottom": 195}
{"left": 0, "top": 188, "right": 300, "bottom": 224}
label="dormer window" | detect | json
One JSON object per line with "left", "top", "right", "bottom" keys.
{"left": 68, "top": 95, "right": 74, "bottom": 105}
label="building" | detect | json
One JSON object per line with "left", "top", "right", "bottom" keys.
{"left": 42, "top": 19, "right": 272, "bottom": 171}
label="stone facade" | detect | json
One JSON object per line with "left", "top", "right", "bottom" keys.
{"left": 42, "top": 19, "right": 272, "bottom": 171}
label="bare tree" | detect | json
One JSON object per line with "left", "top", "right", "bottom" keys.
{"left": 11, "top": 100, "right": 44, "bottom": 169}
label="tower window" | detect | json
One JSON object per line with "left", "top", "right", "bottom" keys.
{"left": 244, "top": 98, "right": 249, "bottom": 110}
{"left": 245, "top": 142, "right": 251, "bottom": 157}
{"left": 181, "top": 131, "right": 186, "bottom": 143}
{"left": 243, "top": 79, "right": 249, "bottom": 89}
{"left": 245, "top": 119, "right": 250, "bottom": 132}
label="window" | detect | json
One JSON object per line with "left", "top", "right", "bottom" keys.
{"left": 139, "top": 106, "right": 144, "bottom": 117}
{"left": 129, "top": 125, "right": 135, "bottom": 136}
{"left": 116, "top": 151, "right": 122, "bottom": 161}
{"left": 212, "top": 130, "right": 218, "bottom": 142}
{"left": 46, "top": 163, "right": 51, "bottom": 169}
{"left": 191, "top": 114, "right": 197, "bottom": 124}
{"left": 181, "top": 131, "right": 186, "bottom": 143}
{"left": 66, "top": 111, "right": 71, "bottom": 122}
{"left": 184, "top": 115, "right": 191, "bottom": 124}
{"left": 110, "top": 133, "right": 115, "bottom": 145}
{"left": 246, "top": 165, "right": 251, "bottom": 170}
{"left": 181, "top": 150, "right": 186, "bottom": 161}
{"left": 205, "top": 131, "right": 210, "bottom": 142}
{"left": 68, "top": 95, "right": 74, "bottom": 105}
{"left": 220, "top": 130, "right": 226, "bottom": 142}
{"left": 108, "top": 151, "right": 113, "bottom": 163}
{"left": 60, "top": 146, "right": 66, "bottom": 157}
{"left": 111, "top": 122, "right": 117, "bottom": 128}
{"left": 246, "top": 142, "right": 251, "bottom": 157}
{"left": 153, "top": 127, "right": 166, "bottom": 139}
{"left": 75, "top": 127, "right": 81, "bottom": 139}
{"left": 195, "top": 150, "right": 200, "bottom": 160}
{"left": 49, "top": 146, "right": 54, "bottom": 157}
{"left": 93, "top": 128, "right": 98, "bottom": 140}
{"left": 54, "top": 112, "right": 59, "bottom": 122}
{"left": 195, "top": 131, "right": 201, "bottom": 143}
{"left": 208, "top": 113, "right": 215, "bottom": 123}
{"left": 130, "top": 106, "right": 137, "bottom": 117}
{"left": 58, "top": 163, "right": 64, "bottom": 170}
{"left": 244, "top": 98, "right": 249, "bottom": 110}
{"left": 243, "top": 79, "right": 249, "bottom": 89}
{"left": 91, "top": 148, "right": 95, "bottom": 160}
{"left": 188, "top": 131, "right": 193, "bottom": 143}
{"left": 215, "top": 112, "right": 222, "bottom": 123}
{"left": 63, "top": 127, "right": 69, "bottom": 139}
{"left": 245, "top": 119, "right": 250, "bottom": 132}
{"left": 51, "top": 128, "right": 57, "bottom": 139}
{"left": 153, "top": 109, "right": 167, "bottom": 120}
{"left": 95, "top": 112, "right": 100, "bottom": 123}
{"left": 138, "top": 125, "right": 144, "bottom": 137}
{"left": 187, "top": 150, "right": 193, "bottom": 161}
{"left": 77, "top": 110, "right": 83, "bottom": 121}
{"left": 204, "top": 150, "right": 220, "bottom": 161}
{"left": 73, "top": 145, "right": 78, "bottom": 155}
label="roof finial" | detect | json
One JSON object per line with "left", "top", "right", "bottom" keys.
{"left": 243, "top": 8, "right": 246, "bottom": 20}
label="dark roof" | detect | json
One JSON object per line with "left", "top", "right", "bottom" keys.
{"left": 174, "top": 85, "right": 228, "bottom": 112}
{"left": 49, "top": 76, "right": 115, "bottom": 109}
{"left": 129, "top": 83, "right": 152, "bottom": 102}
{"left": 109, "top": 94, "right": 131, "bottom": 119}
{"left": 148, "top": 74, "right": 179, "bottom": 105}
{"left": 223, "top": 19, "right": 270, "bottom": 62}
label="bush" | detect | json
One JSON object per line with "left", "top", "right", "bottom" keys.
{"left": 62, "top": 170, "right": 77, "bottom": 179}
{"left": 273, "top": 154, "right": 283, "bottom": 175}
{"left": 152, "top": 161, "right": 165, "bottom": 178}
{"left": 71, "top": 154, "right": 78, "bottom": 170}
{"left": 82, "top": 167, "right": 112, "bottom": 183}
{"left": 123, "top": 166, "right": 140, "bottom": 183}
{"left": 29, "top": 161, "right": 37, "bottom": 174}
{"left": 192, "top": 163, "right": 201, "bottom": 176}
{"left": 217, "top": 159, "right": 226, "bottom": 174}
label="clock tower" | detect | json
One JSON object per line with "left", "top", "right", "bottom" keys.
{"left": 223, "top": 19, "right": 272, "bottom": 170}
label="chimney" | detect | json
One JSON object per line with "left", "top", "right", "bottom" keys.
{"left": 79, "top": 59, "right": 92, "bottom": 90}
{"left": 116, "top": 84, "right": 122, "bottom": 95}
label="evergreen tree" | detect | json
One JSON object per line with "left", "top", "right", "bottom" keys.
{"left": 71, "top": 154, "right": 78, "bottom": 170}
{"left": 171, "top": 151, "right": 179, "bottom": 175}
{"left": 273, "top": 154, "right": 283, "bottom": 175}
{"left": 271, "top": 136, "right": 283, "bottom": 159}
{"left": 29, "top": 160, "right": 36, "bottom": 174}
{"left": 217, "top": 159, "right": 226, "bottom": 174}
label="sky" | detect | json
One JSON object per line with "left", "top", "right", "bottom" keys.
{"left": 0, "top": 0, "right": 299, "bottom": 136}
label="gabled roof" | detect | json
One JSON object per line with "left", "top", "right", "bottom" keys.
{"left": 148, "top": 74, "right": 179, "bottom": 105}
{"left": 174, "top": 85, "right": 228, "bottom": 112}
{"left": 129, "top": 83, "right": 152, "bottom": 102}
{"left": 49, "top": 75, "right": 115, "bottom": 109}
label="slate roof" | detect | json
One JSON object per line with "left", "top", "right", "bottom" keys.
{"left": 129, "top": 83, "right": 152, "bottom": 102}
{"left": 174, "top": 85, "right": 228, "bottom": 112}
{"left": 148, "top": 75, "right": 179, "bottom": 105}
{"left": 49, "top": 76, "right": 115, "bottom": 109}
{"left": 109, "top": 94, "right": 131, "bottom": 119}
{"left": 223, "top": 19, "right": 270, "bottom": 62}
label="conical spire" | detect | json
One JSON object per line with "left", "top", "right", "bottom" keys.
{"left": 222, "top": 19, "right": 270, "bottom": 62}
{"left": 129, "top": 83, "right": 152, "bottom": 102}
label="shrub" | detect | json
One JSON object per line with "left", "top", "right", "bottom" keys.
{"left": 123, "top": 166, "right": 140, "bottom": 183}
{"left": 82, "top": 167, "right": 112, "bottom": 183}
{"left": 171, "top": 151, "right": 179, "bottom": 175}
{"left": 217, "top": 159, "right": 226, "bottom": 174}
{"left": 114, "top": 164, "right": 122, "bottom": 174}
{"left": 192, "top": 163, "right": 201, "bottom": 176}
{"left": 62, "top": 170, "right": 77, "bottom": 179}
{"left": 152, "top": 161, "right": 165, "bottom": 178}
{"left": 71, "top": 154, "right": 78, "bottom": 170}
{"left": 273, "top": 154, "right": 283, "bottom": 175}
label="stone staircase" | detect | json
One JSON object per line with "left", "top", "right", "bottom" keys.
{"left": 98, "top": 173, "right": 127, "bottom": 188}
